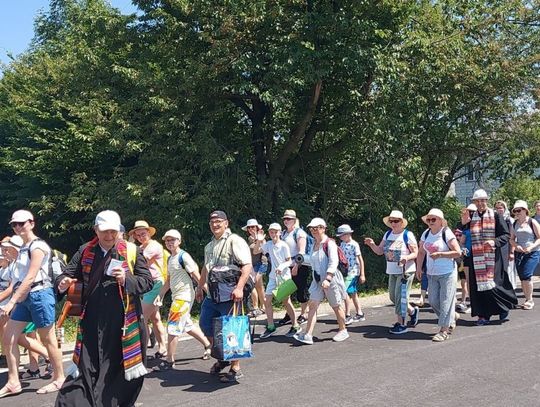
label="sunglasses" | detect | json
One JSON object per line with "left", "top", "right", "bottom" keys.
{"left": 309, "top": 226, "right": 324, "bottom": 230}
{"left": 426, "top": 218, "right": 438, "bottom": 223}
{"left": 10, "top": 221, "right": 28, "bottom": 228}
{"left": 388, "top": 219, "right": 401, "bottom": 224}
{"left": 513, "top": 209, "right": 523, "bottom": 213}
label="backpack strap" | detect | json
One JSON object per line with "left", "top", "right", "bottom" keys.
{"left": 178, "top": 249, "right": 186, "bottom": 268}
{"left": 384, "top": 230, "right": 391, "bottom": 240}
{"left": 528, "top": 218, "right": 538, "bottom": 239}
{"left": 403, "top": 228, "right": 409, "bottom": 248}
{"left": 422, "top": 229, "right": 430, "bottom": 241}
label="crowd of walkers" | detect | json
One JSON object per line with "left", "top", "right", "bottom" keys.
{"left": 0, "top": 188, "right": 538, "bottom": 405}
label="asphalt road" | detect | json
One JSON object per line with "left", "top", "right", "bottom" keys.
{"left": 3, "top": 286, "right": 540, "bottom": 407}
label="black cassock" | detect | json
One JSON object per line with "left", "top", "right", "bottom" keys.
{"left": 55, "top": 242, "right": 153, "bottom": 407}
{"left": 465, "top": 211, "right": 517, "bottom": 318}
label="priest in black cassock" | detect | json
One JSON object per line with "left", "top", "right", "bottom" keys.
{"left": 55, "top": 210, "right": 153, "bottom": 407}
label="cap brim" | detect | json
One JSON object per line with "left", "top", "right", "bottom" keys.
{"left": 97, "top": 223, "right": 121, "bottom": 232}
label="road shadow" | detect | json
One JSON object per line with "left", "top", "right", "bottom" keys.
{"left": 347, "top": 323, "right": 433, "bottom": 340}
{"left": 147, "top": 368, "right": 235, "bottom": 393}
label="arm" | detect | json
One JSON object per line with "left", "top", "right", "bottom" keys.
{"left": 364, "top": 237, "right": 384, "bottom": 256}
{"left": 321, "top": 239, "right": 339, "bottom": 289}
{"left": 55, "top": 246, "right": 84, "bottom": 296}
{"left": 183, "top": 252, "right": 202, "bottom": 284}
{"left": 231, "top": 236, "right": 253, "bottom": 301}
{"left": 0, "top": 281, "right": 14, "bottom": 303}
{"left": 2, "top": 247, "right": 45, "bottom": 313}
{"left": 525, "top": 219, "right": 540, "bottom": 253}
{"left": 195, "top": 265, "right": 208, "bottom": 302}
{"left": 357, "top": 254, "right": 366, "bottom": 284}
{"left": 431, "top": 238, "right": 462, "bottom": 259}
{"left": 125, "top": 247, "right": 154, "bottom": 296}
{"left": 415, "top": 242, "right": 426, "bottom": 281}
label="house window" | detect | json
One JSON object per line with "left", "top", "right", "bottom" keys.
{"left": 466, "top": 164, "right": 475, "bottom": 181}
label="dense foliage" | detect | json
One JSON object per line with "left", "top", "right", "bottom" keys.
{"left": 1, "top": 0, "right": 539, "bottom": 286}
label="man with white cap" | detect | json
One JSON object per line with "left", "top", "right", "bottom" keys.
{"left": 54, "top": 210, "right": 153, "bottom": 406}
{"left": 460, "top": 189, "right": 517, "bottom": 325}
{"left": 0, "top": 210, "right": 65, "bottom": 398}
{"left": 254, "top": 222, "right": 299, "bottom": 339}
{"left": 129, "top": 220, "right": 168, "bottom": 359}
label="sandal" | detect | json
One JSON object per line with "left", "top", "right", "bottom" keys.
{"left": 522, "top": 301, "right": 534, "bottom": 310}
{"left": 0, "top": 383, "right": 22, "bottom": 398}
{"left": 432, "top": 331, "right": 449, "bottom": 342}
{"left": 150, "top": 351, "right": 167, "bottom": 360}
{"left": 202, "top": 345, "right": 211, "bottom": 360}
{"left": 220, "top": 368, "right": 244, "bottom": 383}
{"left": 36, "top": 380, "right": 64, "bottom": 395}
{"left": 209, "top": 360, "right": 230, "bottom": 375}
{"left": 20, "top": 368, "right": 40, "bottom": 380}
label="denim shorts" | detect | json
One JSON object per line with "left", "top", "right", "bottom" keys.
{"left": 254, "top": 262, "right": 268, "bottom": 274}
{"left": 516, "top": 251, "right": 540, "bottom": 281}
{"left": 11, "top": 287, "right": 56, "bottom": 329}
{"left": 142, "top": 279, "right": 162, "bottom": 304}
{"left": 199, "top": 297, "right": 235, "bottom": 338}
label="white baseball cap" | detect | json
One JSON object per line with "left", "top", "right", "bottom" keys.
{"left": 162, "top": 229, "right": 182, "bottom": 241}
{"left": 9, "top": 210, "right": 34, "bottom": 224}
{"left": 268, "top": 222, "right": 282, "bottom": 231}
{"left": 307, "top": 217, "right": 327, "bottom": 228}
{"left": 94, "top": 210, "right": 122, "bottom": 232}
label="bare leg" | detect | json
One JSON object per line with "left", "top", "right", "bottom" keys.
{"left": 255, "top": 274, "right": 265, "bottom": 309}
{"left": 332, "top": 304, "right": 347, "bottom": 331}
{"left": 283, "top": 298, "right": 297, "bottom": 326}
{"left": 36, "top": 325, "right": 65, "bottom": 384}
{"left": 250, "top": 287, "right": 259, "bottom": 311}
{"left": 23, "top": 332, "right": 41, "bottom": 371}
{"left": 351, "top": 293, "right": 363, "bottom": 315}
{"left": 187, "top": 326, "right": 211, "bottom": 347}
{"left": 344, "top": 296, "right": 352, "bottom": 316}
{"left": 304, "top": 300, "right": 320, "bottom": 336}
{"left": 143, "top": 302, "right": 167, "bottom": 354}
{"left": 165, "top": 335, "right": 178, "bottom": 363}
{"left": 264, "top": 294, "right": 274, "bottom": 326}
{"left": 1, "top": 320, "right": 26, "bottom": 390}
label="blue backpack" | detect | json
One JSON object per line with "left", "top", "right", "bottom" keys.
{"left": 384, "top": 228, "right": 411, "bottom": 250}
{"left": 293, "top": 227, "right": 315, "bottom": 255}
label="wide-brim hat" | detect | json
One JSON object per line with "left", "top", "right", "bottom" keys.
{"left": 128, "top": 220, "right": 156, "bottom": 237}
{"left": 422, "top": 208, "right": 448, "bottom": 227}
{"left": 282, "top": 209, "right": 297, "bottom": 219}
{"left": 241, "top": 218, "right": 262, "bottom": 231}
{"left": 512, "top": 200, "right": 529, "bottom": 214}
{"left": 336, "top": 224, "right": 354, "bottom": 236}
{"left": 383, "top": 210, "right": 408, "bottom": 228}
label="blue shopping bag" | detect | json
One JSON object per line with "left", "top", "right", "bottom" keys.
{"left": 211, "top": 304, "right": 253, "bottom": 361}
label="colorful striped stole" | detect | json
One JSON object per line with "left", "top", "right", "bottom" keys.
{"left": 470, "top": 208, "right": 496, "bottom": 291}
{"left": 73, "top": 237, "right": 146, "bottom": 381}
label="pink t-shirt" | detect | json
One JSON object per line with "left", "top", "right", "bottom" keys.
{"left": 143, "top": 240, "right": 164, "bottom": 281}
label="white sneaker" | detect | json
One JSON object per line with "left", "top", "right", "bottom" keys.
{"left": 332, "top": 329, "right": 349, "bottom": 342}
{"left": 344, "top": 316, "right": 353, "bottom": 326}
{"left": 293, "top": 332, "right": 314, "bottom": 345}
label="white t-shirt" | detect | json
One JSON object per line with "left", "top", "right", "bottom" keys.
{"left": 14, "top": 239, "right": 51, "bottom": 291}
{"left": 262, "top": 240, "right": 291, "bottom": 276}
{"left": 340, "top": 240, "right": 362, "bottom": 276}
{"left": 281, "top": 228, "right": 308, "bottom": 256}
{"left": 0, "top": 264, "right": 13, "bottom": 306}
{"left": 382, "top": 230, "right": 417, "bottom": 274}
{"left": 421, "top": 228, "right": 457, "bottom": 276}
{"left": 168, "top": 250, "right": 198, "bottom": 302}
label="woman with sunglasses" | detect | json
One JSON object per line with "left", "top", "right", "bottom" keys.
{"left": 293, "top": 218, "right": 348, "bottom": 344}
{"left": 364, "top": 210, "right": 419, "bottom": 334}
{"left": 416, "top": 209, "right": 462, "bottom": 342}
{"left": 0, "top": 210, "right": 65, "bottom": 398}
{"left": 509, "top": 200, "right": 540, "bottom": 310}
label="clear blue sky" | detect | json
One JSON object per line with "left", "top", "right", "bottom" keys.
{"left": 0, "top": 0, "right": 138, "bottom": 67}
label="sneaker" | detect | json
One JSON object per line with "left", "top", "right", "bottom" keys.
{"left": 260, "top": 326, "right": 277, "bottom": 339}
{"left": 293, "top": 332, "right": 314, "bottom": 345}
{"left": 456, "top": 302, "right": 468, "bottom": 313}
{"left": 20, "top": 369, "right": 40, "bottom": 380}
{"left": 332, "top": 329, "right": 350, "bottom": 342}
{"left": 285, "top": 326, "right": 301, "bottom": 338}
{"left": 276, "top": 314, "right": 291, "bottom": 326}
{"left": 148, "top": 330, "right": 156, "bottom": 349}
{"left": 344, "top": 315, "right": 353, "bottom": 326}
{"left": 475, "top": 318, "right": 490, "bottom": 326}
{"left": 389, "top": 323, "right": 408, "bottom": 334}
{"left": 297, "top": 315, "right": 308, "bottom": 325}
{"left": 353, "top": 313, "right": 366, "bottom": 322}
{"left": 407, "top": 306, "right": 419, "bottom": 327}
{"left": 220, "top": 368, "right": 244, "bottom": 383}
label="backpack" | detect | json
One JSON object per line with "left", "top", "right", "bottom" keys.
{"left": 28, "top": 239, "right": 68, "bottom": 283}
{"left": 322, "top": 238, "right": 350, "bottom": 277}
{"left": 512, "top": 217, "right": 538, "bottom": 239}
{"left": 284, "top": 227, "right": 315, "bottom": 255}
{"left": 384, "top": 228, "right": 411, "bottom": 250}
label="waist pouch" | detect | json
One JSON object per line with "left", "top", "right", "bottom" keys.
{"left": 208, "top": 266, "right": 241, "bottom": 303}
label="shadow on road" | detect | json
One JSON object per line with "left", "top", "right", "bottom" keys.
{"left": 147, "top": 368, "right": 234, "bottom": 393}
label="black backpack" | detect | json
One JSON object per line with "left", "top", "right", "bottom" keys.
{"left": 28, "top": 238, "right": 68, "bottom": 283}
